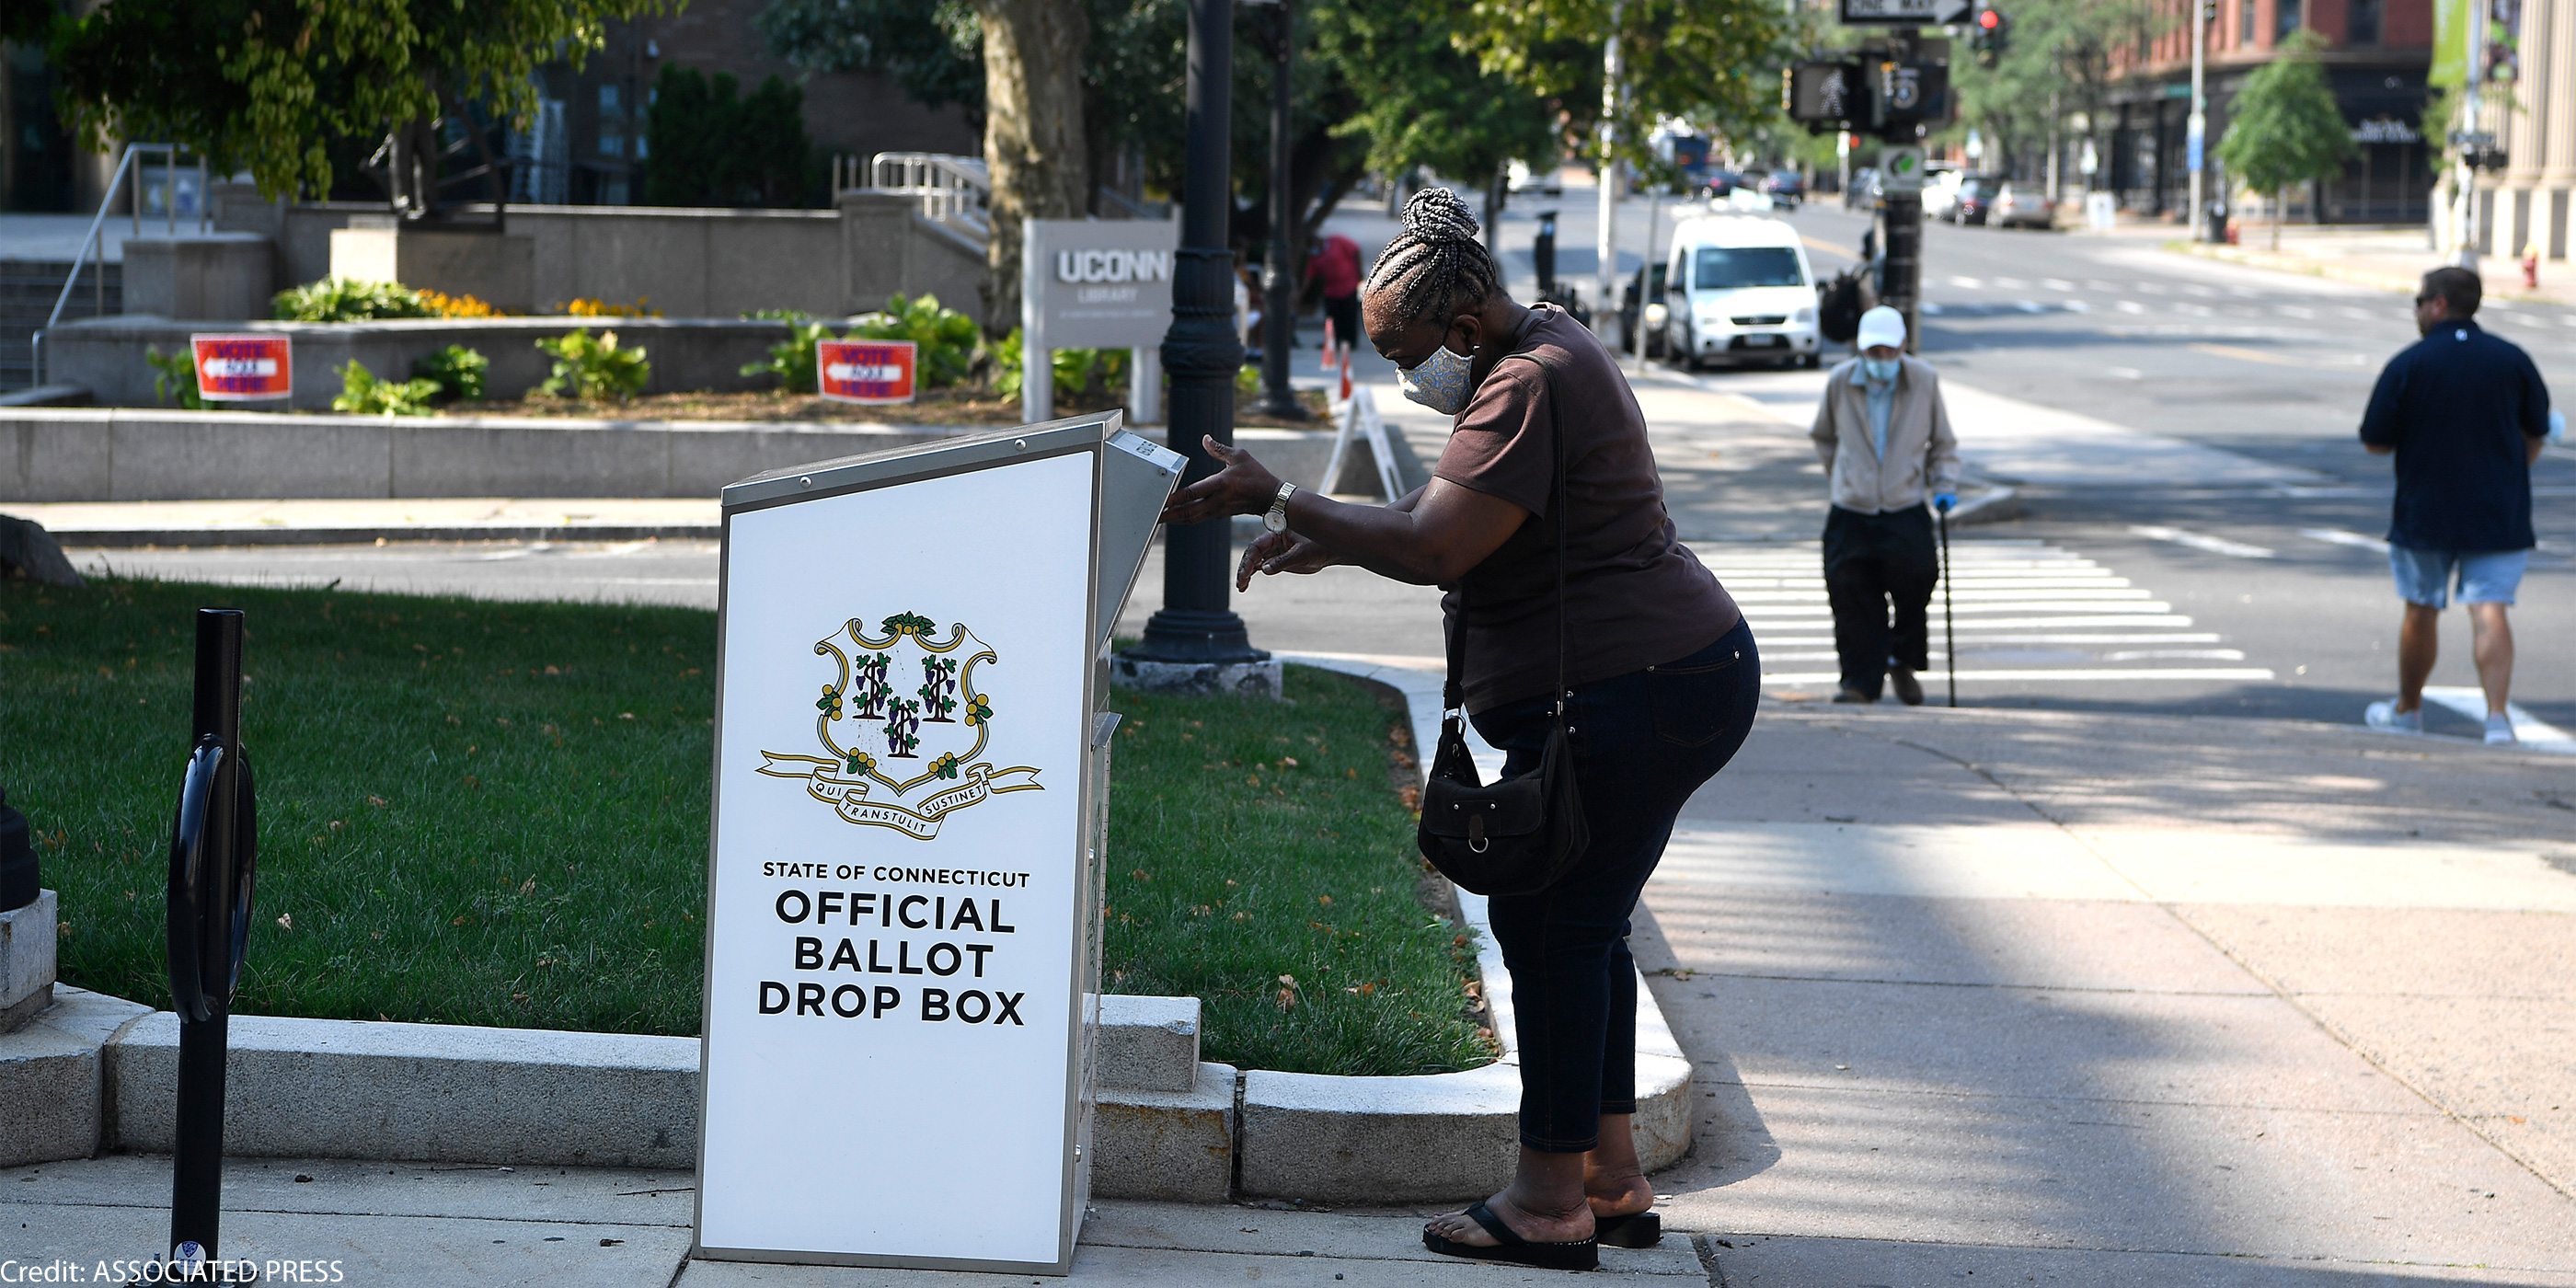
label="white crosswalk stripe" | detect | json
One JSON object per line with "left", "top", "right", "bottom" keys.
{"left": 1690, "top": 537, "right": 2272, "bottom": 688}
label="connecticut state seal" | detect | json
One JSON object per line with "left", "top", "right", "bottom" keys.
{"left": 756, "top": 613, "right": 1041, "bottom": 840}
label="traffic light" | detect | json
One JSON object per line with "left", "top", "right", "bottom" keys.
{"left": 1969, "top": 2, "right": 2010, "bottom": 68}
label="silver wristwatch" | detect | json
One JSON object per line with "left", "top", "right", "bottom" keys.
{"left": 1262, "top": 481, "right": 1297, "bottom": 534}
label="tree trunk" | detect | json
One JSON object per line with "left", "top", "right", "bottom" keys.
{"left": 975, "top": 0, "right": 1091, "bottom": 337}
{"left": 2273, "top": 186, "right": 2284, "bottom": 251}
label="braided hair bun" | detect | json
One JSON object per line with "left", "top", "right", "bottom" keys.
{"left": 1367, "top": 187, "right": 1504, "bottom": 325}
{"left": 1401, "top": 187, "right": 1481, "bottom": 244}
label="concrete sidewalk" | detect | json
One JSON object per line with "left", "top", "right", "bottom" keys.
{"left": 4, "top": 1155, "right": 1706, "bottom": 1284}
{"left": 13, "top": 706, "right": 2570, "bottom": 1285}
{"left": 2167, "top": 224, "right": 2576, "bottom": 305}
{"left": 1650, "top": 704, "right": 2576, "bottom": 1284}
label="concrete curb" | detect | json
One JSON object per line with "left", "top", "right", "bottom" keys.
{"left": 0, "top": 660, "right": 1695, "bottom": 1206}
{"left": 55, "top": 523, "right": 723, "bottom": 547}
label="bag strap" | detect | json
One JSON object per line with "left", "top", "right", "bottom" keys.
{"left": 1443, "top": 346, "right": 1575, "bottom": 728}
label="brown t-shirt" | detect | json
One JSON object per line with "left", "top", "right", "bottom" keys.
{"left": 1434, "top": 305, "right": 1740, "bottom": 712}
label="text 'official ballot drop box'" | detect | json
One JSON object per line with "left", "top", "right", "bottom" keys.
{"left": 695, "top": 412, "right": 1184, "bottom": 1273}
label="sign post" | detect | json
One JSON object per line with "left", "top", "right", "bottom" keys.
{"left": 695, "top": 412, "right": 1183, "bottom": 1274}
{"left": 1020, "top": 220, "right": 1179, "bottom": 425}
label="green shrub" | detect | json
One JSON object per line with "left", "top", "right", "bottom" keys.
{"left": 990, "top": 329, "right": 1133, "bottom": 405}
{"left": 412, "top": 345, "right": 489, "bottom": 402}
{"left": 143, "top": 347, "right": 205, "bottom": 409}
{"left": 645, "top": 66, "right": 814, "bottom": 207}
{"left": 849, "top": 293, "right": 978, "bottom": 388}
{"left": 536, "top": 328, "right": 650, "bottom": 402}
{"left": 332, "top": 361, "right": 443, "bottom": 416}
{"left": 739, "top": 311, "right": 834, "bottom": 392}
{"left": 272, "top": 278, "right": 437, "bottom": 322}
{"left": 992, "top": 327, "right": 1026, "bottom": 400}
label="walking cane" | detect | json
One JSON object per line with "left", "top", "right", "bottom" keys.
{"left": 1937, "top": 500, "right": 1957, "bottom": 708}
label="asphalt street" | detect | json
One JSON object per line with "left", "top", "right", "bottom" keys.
{"left": 68, "top": 188, "right": 2576, "bottom": 742}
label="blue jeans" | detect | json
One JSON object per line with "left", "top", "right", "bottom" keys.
{"left": 1467, "top": 618, "right": 1760, "bottom": 1153}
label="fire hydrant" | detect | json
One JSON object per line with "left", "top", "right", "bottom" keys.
{"left": 2523, "top": 247, "right": 2540, "bottom": 290}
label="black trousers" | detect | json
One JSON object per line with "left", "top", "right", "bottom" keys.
{"left": 1823, "top": 503, "right": 1938, "bottom": 697}
{"left": 1471, "top": 621, "right": 1760, "bottom": 1152}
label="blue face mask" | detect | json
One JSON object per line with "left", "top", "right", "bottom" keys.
{"left": 1398, "top": 340, "right": 1475, "bottom": 415}
{"left": 1860, "top": 356, "right": 1901, "bottom": 384}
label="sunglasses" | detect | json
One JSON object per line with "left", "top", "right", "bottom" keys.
{"left": 2415, "top": 293, "right": 2441, "bottom": 305}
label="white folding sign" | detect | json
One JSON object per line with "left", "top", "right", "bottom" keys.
{"left": 696, "top": 412, "right": 1182, "bottom": 1274}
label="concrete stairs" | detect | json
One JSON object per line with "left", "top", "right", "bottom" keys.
{"left": 1, "top": 259, "right": 120, "bottom": 391}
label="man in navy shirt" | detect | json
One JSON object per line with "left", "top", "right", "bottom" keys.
{"left": 2359, "top": 267, "right": 2552, "bottom": 743}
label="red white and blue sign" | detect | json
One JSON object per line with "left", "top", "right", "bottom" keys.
{"left": 817, "top": 339, "right": 916, "bottom": 405}
{"left": 190, "top": 334, "right": 293, "bottom": 402}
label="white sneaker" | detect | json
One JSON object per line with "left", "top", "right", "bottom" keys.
{"left": 2365, "top": 700, "right": 2422, "bottom": 734}
{"left": 2485, "top": 713, "right": 2517, "bottom": 744}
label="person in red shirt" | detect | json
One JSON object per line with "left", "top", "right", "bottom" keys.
{"left": 1306, "top": 233, "right": 1363, "bottom": 365}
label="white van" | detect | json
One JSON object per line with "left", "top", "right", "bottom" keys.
{"left": 1659, "top": 216, "right": 1822, "bottom": 370}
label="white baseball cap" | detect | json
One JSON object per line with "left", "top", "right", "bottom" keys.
{"left": 1856, "top": 305, "right": 1906, "bottom": 351}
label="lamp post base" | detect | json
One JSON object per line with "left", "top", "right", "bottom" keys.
{"left": 1110, "top": 655, "right": 1282, "bottom": 698}
{"left": 1115, "top": 608, "right": 1279, "bottom": 697}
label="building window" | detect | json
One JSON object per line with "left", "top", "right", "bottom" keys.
{"left": 2350, "top": 0, "right": 2381, "bottom": 43}
{"left": 2240, "top": 0, "right": 2256, "bottom": 43}
{"left": 600, "top": 131, "right": 624, "bottom": 157}
{"left": 2277, "top": 0, "right": 2302, "bottom": 39}
{"left": 599, "top": 84, "right": 621, "bottom": 114}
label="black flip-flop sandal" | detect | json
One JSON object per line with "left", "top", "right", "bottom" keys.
{"left": 1594, "top": 1210, "right": 1662, "bottom": 1248}
{"left": 1421, "top": 1200, "right": 1600, "bottom": 1271}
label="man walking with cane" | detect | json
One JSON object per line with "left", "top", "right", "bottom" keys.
{"left": 2361, "top": 267, "right": 2552, "bottom": 743}
{"left": 1811, "top": 305, "right": 1961, "bottom": 706}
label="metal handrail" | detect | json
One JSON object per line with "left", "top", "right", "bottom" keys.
{"left": 840, "top": 151, "right": 992, "bottom": 239}
{"left": 32, "top": 142, "right": 200, "bottom": 386}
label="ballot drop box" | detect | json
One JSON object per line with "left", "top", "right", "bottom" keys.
{"left": 695, "top": 412, "right": 1184, "bottom": 1272}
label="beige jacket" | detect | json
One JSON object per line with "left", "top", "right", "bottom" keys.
{"left": 1810, "top": 354, "right": 1962, "bottom": 514}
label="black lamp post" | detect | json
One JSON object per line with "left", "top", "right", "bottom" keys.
{"left": 1256, "top": 0, "right": 1306, "bottom": 421}
{"left": 1128, "top": 0, "right": 1267, "bottom": 669}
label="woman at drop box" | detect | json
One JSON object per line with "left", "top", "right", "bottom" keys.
{"left": 1158, "top": 189, "right": 1758, "bottom": 1272}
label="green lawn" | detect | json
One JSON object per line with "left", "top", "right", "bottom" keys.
{"left": 0, "top": 578, "right": 1487, "bottom": 1075}
{"left": 1100, "top": 667, "right": 1491, "bottom": 1076}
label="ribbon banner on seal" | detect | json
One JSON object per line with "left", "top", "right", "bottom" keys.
{"left": 758, "top": 754, "right": 1043, "bottom": 840}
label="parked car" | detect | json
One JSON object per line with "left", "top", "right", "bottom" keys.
{"left": 1508, "top": 159, "right": 1563, "bottom": 197}
{"left": 1617, "top": 261, "right": 1671, "bottom": 358}
{"left": 1949, "top": 175, "right": 2002, "bottom": 224}
{"left": 1700, "top": 168, "right": 1744, "bottom": 200}
{"left": 1764, "top": 169, "right": 1807, "bottom": 209}
{"left": 1844, "top": 167, "right": 1881, "bottom": 212}
{"left": 1660, "top": 215, "right": 1823, "bottom": 371}
{"left": 1991, "top": 181, "right": 2055, "bottom": 229}
{"left": 1922, "top": 168, "right": 1967, "bottom": 222}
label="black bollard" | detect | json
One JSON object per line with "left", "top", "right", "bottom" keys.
{"left": 165, "top": 608, "right": 259, "bottom": 1279}
{"left": 1534, "top": 211, "right": 1558, "bottom": 302}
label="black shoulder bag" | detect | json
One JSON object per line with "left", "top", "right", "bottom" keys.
{"left": 1416, "top": 355, "right": 1589, "bottom": 897}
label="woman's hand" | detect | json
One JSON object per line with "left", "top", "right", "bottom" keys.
{"left": 1159, "top": 436, "right": 1283, "bottom": 527}
{"left": 1236, "top": 531, "right": 1339, "bottom": 590}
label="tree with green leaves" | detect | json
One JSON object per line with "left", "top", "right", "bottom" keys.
{"left": 762, "top": 0, "right": 1088, "bottom": 332}
{"left": 1313, "top": 0, "right": 1558, "bottom": 234}
{"left": 1947, "top": 0, "right": 2161, "bottom": 185}
{"left": 46, "top": 0, "right": 664, "bottom": 205}
{"left": 1450, "top": 0, "right": 1796, "bottom": 171}
{"left": 2215, "top": 30, "right": 2356, "bottom": 249}
{"left": 643, "top": 67, "right": 814, "bottom": 207}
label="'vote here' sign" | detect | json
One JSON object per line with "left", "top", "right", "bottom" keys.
{"left": 190, "top": 334, "right": 293, "bottom": 402}
{"left": 817, "top": 340, "right": 916, "bottom": 404}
